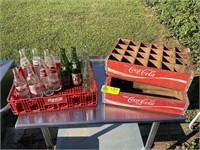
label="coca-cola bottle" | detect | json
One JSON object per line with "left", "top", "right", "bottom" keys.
{"left": 44, "top": 49, "right": 52, "bottom": 68}
{"left": 32, "top": 48, "right": 41, "bottom": 77}
{"left": 12, "top": 67, "right": 31, "bottom": 99}
{"left": 26, "top": 66, "right": 43, "bottom": 98}
{"left": 39, "top": 59, "right": 54, "bottom": 96}
{"left": 71, "top": 47, "right": 82, "bottom": 86}
{"left": 81, "top": 46, "right": 93, "bottom": 92}
{"left": 60, "top": 48, "right": 71, "bottom": 89}
{"left": 44, "top": 49, "right": 62, "bottom": 91}
{"left": 19, "top": 49, "right": 31, "bottom": 78}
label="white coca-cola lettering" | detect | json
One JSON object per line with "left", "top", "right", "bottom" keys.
{"left": 127, "top": 97, "right": 155, "bottom": 106}
{"left": 128, "top": 67, "right": 156, "bottom": 77}
{"left": 48, "top": 97, "right": 63, "bottom": 102}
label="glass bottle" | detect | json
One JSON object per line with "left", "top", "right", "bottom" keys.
{"left": 60, "top": 48, "right": 71, "bottom": 89}
{"left": 39, "top": 59, "right": 54, "bottom": 96}
{"left": 26, "top": 66, "right": 43, "bottom": 98}
{"left": 32, "top": 48, "right": 41, "bottom": 77}
{"left": 71, "top": 47, "right": 82, "bottom": 86}
{"left": 44, "top": 49, "right": 62, "bottom": 91}
{"left": 12, "top": 67, "right": 31, "bottom": 99}
{"left": 81, "top": 46, "right": 93, "bottom": 92}
{"left": 44, "top": 49, "right": 52, "bottom": 68}
{"left": 19, "top": 49, "right": 31, "bottom": 78}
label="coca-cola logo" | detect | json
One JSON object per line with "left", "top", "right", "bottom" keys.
{"left": 48, "top": 97, "right": 63, "bottom": 102}
{"left": 128, "top": 67, "right": 156, "bottom": 77}
{"left": 127, "top": 96, "right": 155, "bottom": 106}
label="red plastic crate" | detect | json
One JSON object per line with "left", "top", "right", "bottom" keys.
{"left": 105, "top": 38, "right": 194, "bottom": 91}
{"left": 103, "top": 76, "right": 189, "bottom": 115}
{"left": 7, "top": 78, "right": 98, "bottom": 115}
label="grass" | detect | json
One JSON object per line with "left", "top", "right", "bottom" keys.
{"left": 0, "top": 0, "right": 175, "bottom": 63}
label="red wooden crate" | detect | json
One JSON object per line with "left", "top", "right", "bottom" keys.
{"left": 103, "top": 76, "right": 189, "bottom": 115}
{"left": 105, "top": 38, "right": 194, "bottom": 91}
{"left": 7, "top": 78, "right": 98, "bottom": 115}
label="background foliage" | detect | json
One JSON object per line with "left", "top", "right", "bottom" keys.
{"left": 143, "top": 0, "right": 200, "bottom": 73}
{"left": 0, "top": 0, "right": 172, "bottom": 64}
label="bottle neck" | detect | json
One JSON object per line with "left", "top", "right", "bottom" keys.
{"left": 44, "top": 49, "right": 50, "bottom": 57}
{"left": 32, "top": 48, "right": 39, "bottom": 57}
{"left": 19, "top": 49, "right": 26, "bottom": 59}
{"left": 12, "top": 68, "right": 19, "bottom": 79}
{"left": 60, "top": 48, "right": 67, "bottom": 58}
{"left": 71, "top": 47, "right": 78, "bottom": 61}
{"left": 82, "top": 45, "right": 89, "bottom": 57}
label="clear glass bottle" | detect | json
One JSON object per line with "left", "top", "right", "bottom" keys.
{"left": 12, "top": 67, "right": 31, "bottom": 99}
{"left": 71, "top": 47, "right": 82, "bottom": 86}
{"left": 32, "top": 48, "right": 41, "bottom": 77}
{"left": 44, "top": 49, "right": 52, "bottom": 68}
{"left": 26, "top": 66, "right": 43, "bottom": 98}
{"left": 81, "top": 46, "right": 93, "bottom": 92}
{"left": 39, "top": 59, "right": 54, "bottom": 96}
{"left": 19, "top": 49, "right": 31, "bottom": 78}
{"left": 44, "top": 49, "right": 62, "bottom": 91}
{"left": 60, "top": 48, "right": 71, "bottom": 89}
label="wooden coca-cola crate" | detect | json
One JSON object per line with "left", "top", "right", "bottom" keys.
{"left": 103, "top": 77, "right": 189, "bottom": 115}
{"left": 105, "top": 38, "right": 194, "bottom": 91}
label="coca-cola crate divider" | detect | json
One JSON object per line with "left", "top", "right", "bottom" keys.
{"left": 105, "top": 38, "right": 194, "bottom": 91}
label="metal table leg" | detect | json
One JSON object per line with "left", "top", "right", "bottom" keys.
{"left": 143, "top": 122, "right": 160, "bottom": 150}
{"left": 41, "top": 127, "right": 54, "bottom": 149}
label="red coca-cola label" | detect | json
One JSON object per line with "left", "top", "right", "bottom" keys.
{"left": 40, "top": 69, "right": 47, "bottom": 77}
{"left": 107, "top": 60, "right": 190, "bottom": 91}
{"left": 49, "top": 66, "right": 57, "bottom": 73}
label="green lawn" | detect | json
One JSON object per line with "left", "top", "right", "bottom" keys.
{"left": 0, "top": 0, "right": 175, "bottom": 63}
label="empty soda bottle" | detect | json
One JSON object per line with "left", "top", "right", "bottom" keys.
{"left": 39, "top": 59, "right": 54, "bottom": 96}
{"left": 44, "top": 49, "right": 62, "bottom": 91}
{"left": 19, "top": 49, "right": 31, "bottom": 78}
{"left": 71, "top": 47, "right": 82, "bottom": 86}
{"left": 60, "top": 48, "right": 71, "bottom": 89}
{"left": 26, "top": 66, "right": 43, "bottom": 98}
{"left": 32, "top": 48, "right": 41, "bottom": 77}
{"left": 81, "top": 46, "right": 93, "bottom": 92}
{"left": 12, "top": 67, "right": 31, "bottom": 99}
{"left": 44, "top": 49, "right": 52, "bottom": 68}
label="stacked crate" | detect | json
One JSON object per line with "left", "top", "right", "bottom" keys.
{"left": 103, "top": 38, "right": 194, "bottom": 115}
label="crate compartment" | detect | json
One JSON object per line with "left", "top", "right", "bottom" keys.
{"left": 103, "top": 77, "right": 188, "bottom": 115}
{"left": 110, "top": 77, "right": 182, "bottom": 100}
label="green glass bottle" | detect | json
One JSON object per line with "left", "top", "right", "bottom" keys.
{"left": 71, "top": 47, "right": 82, "bottom": 86}
{"left": 60, "top": 48, "right": 71, "bottom": 88}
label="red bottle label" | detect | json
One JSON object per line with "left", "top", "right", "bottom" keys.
{"left": 49, "top": 66, "right": 57, "bottom": 74}
{"left": 72, "top": 73, "right": 82, "bottom": 85}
